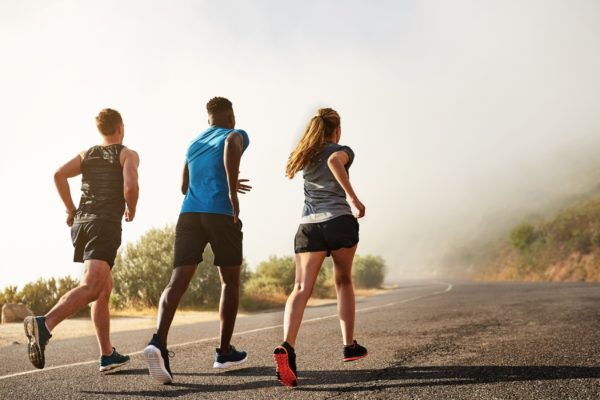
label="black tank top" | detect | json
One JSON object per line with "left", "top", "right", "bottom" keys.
{"left": 74, "top": 144, "right": 125, "bottom": 223}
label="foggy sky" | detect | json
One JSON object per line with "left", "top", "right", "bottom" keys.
{"left": 1, "top": 0, "right": 600, "bottom": 288}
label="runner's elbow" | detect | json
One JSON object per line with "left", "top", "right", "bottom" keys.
{"left": 53, "top": 170, "right": 65, "bottom": 181}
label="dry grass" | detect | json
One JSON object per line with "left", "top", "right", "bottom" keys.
{"left": 479, "top": 195, "right": 600, "bottom": 282}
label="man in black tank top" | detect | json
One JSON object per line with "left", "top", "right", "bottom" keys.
{"left": 24, "top": 109, "right": 140, "bottom": 373}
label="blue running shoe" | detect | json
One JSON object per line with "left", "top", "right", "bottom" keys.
{"left": 144, "top": 334, "right": 174, "bottom": 384}
{"left": 24, "top": 316, "right": 52, "bottom": 369}
{"left": 99, "top": 347, "right": 130, "bottom": 372}
{"left": 213, "top": 345, "right": 248, "bottom": 369}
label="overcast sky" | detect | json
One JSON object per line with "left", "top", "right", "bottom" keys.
{"left": 1, "top": 0, "right": 600, "bottom": 289}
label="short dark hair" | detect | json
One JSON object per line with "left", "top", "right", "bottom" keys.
{"left": 206, "top": 97, "right": 233, "bottom": 115}
{"left": 95, "top": 108, "right": 123, "bottom": 136}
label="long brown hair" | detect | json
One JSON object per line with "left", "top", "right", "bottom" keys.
{"left": 286, "top": 108, "right": 340, "bottom": 178}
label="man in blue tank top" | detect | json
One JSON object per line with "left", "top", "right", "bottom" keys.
{"left": 144, "top": 97, "right": 251, "bottom": 384}
{"left": 24, "top": 108, "right": 139, "bottom": 372}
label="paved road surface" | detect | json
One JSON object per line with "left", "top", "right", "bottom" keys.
{"left": 0, "top": 281, "right": 599, "bottom": 399}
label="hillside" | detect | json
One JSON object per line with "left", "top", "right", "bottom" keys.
{"left": 479, "top": 195, "right": 600, "bottom": 282}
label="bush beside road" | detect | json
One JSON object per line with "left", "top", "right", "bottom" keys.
{"left": 0, "top": 225, "right": 387, "bottom": 319}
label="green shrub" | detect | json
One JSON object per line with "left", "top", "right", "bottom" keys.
{"left": 249, "top": 256, "right": 296, "bottom": 294}
{"left": 16, "top": 276, "right": 80, "bottom": 315}
{"left": 0, "top": 285, "right": 21, "bottom": 314}
{"left": 352, "top": 255, "right": 386, "bottom": 288}
{"left": 510, "top": 223, "right": 537, "bottom": 251}
{"left": 111, "top": 226, "right": 175, "bottom": 308}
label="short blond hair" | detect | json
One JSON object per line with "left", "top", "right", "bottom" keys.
{"left": 95, "top": 108, "right": 123, "bottom": 136}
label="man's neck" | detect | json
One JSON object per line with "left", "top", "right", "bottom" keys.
{"left": 210, "top": 122, "right": 234, "bottom": 130}
{"left": 102, "top": 138, "right": 122, "bottom": 146}
{"left": 209, "top": 115, "right": 234, "bottom": 130}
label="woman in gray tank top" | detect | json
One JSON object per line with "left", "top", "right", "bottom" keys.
{"left": 273, "top": 108, "right": 368, "bottom": 387}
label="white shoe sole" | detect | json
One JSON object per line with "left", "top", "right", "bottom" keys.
{"left": 99, "top": 359, "right": 130, "bottom": 372}
{"left": 144, "top": 345, "right": 173, "bottom": 384}
{"left": 24, "top": 316, "right": 44, "bottom": 369}
{"left": 213, "top": 354, "right": 248, "bottom": 369}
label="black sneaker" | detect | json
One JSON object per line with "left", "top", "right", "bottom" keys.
{"left": 99, "top": 347, "right": 130, "bottom": 372}
{"left": 213, "top": 345, "right": 248, "bottom": 369}
{"left": 273, "top": 341, "right": 298, "bottom": 387}
{"left": 144, "top": 334, "right": 173, "bottom": 384}
{"left": 24, "top": 316, "right": 52, "bottom": 369}
{"left": 343, "top": 340, "right": 368, "bottom": 362}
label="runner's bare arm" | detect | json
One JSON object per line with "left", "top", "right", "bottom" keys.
{"left": 122, "top": 148, "right": 140, "bottom": 222}
{"left": 327, "top": 150, "right": 365, "bottom": 218}
{"left": 54, "top": 153, "right": 84, "bottom": 226}
{"left": 181, "top": 163, "right": 189, "bottom": 195}
{"left": 224, "top": 132, "right": 243, "bottom": 222}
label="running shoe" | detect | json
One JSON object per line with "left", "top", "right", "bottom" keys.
{"left": 273, "top": 341, "right": 298, "bottom": 388}
{"left": 213, "top": 345, "right": 248, "bottom": 369}
{"left": 24, "top": 316, "right": 52, "bottom": 369}
{"left": 144, "top": 334, "right": 174, "bottom": 384}
{"left": 343, "top": 340, "right": 368, "bottom": 362}
{"left": 99, "top": 347, "right": 130, "bottom": 372}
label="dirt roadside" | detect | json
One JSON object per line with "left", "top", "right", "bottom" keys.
{"left": 0, "top": 289, "right": 386, "bottom": 348}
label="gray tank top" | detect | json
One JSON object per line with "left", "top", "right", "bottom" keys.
{"left": 301, "top": 143, "right": 354, "bottom": 223}
{"left": 74, "top": 144, "right": 125, "bottom": 223}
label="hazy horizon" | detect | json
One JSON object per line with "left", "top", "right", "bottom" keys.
{"left": 1, "top": 0, "right": 600, "bottom": 289}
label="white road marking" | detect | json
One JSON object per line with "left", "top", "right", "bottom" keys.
{"left": 0, "top": 281, "right": 452, "bottom": 381}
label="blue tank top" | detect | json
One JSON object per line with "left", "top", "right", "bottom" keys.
{"left": 181, "top": 126, "right": 250, "bottom": 215}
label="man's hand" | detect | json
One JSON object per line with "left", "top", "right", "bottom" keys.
{"left": 229, "top": 193, "right": 240, "bottom": 223}
{"left": 124, "top": 207, "right": 136, "bottom": 222}
{"left": 237, "top": 178, "right": 252, "bottom": 194}
{"left": 66, "top": 209, "right": 75, "bottom": 227}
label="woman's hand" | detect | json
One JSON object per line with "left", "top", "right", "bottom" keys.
{"left": 351, "top": 197, "right": 366, "bottom": 218}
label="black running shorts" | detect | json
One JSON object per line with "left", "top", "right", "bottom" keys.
{"left": 71, "top": 220, "right": 122, "bottom": 268}
{"left": 294, "top": 214, "right": 359, "bottom": 256}
{"left": 174, "top": 212, "right": 243, "bottom": 267}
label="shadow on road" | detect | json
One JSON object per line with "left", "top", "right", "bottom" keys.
{"left": 82, "top": 365, "right": 600, "bottom": 397}
{"left": 297, "top": 365, "right": 600, "bottom": 393}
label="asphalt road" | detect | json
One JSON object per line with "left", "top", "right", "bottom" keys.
{"left": 0, "top": 281, "right": 599, "bottom": 399}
